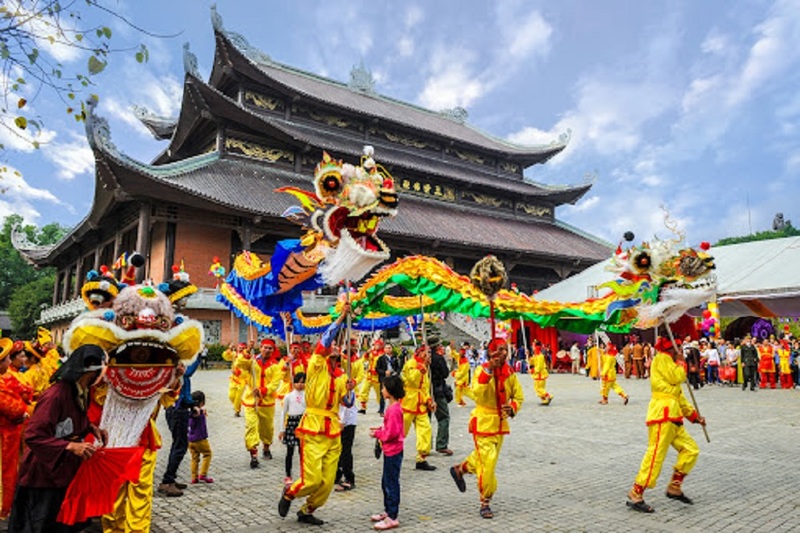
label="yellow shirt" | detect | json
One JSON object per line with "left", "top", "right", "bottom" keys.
{"left": 400, "top": 357, "right": 431, "bottom": 415}
{"left": 528, "top": 352, "right": 549, "bottom": 380}
{"left": 468, "top": 363, "right": 524, "bottom": 436}
{"left": 296, "top": 351, "right": 349, "bottom": 438}
{"left": 241, "top": 356, "right": 283, "bottom": 408}
{"left": 645, "top": 352, "right": 696, "bottom": 425}
{"left": 601, "top": 353, "right": 618, "bottom": 381}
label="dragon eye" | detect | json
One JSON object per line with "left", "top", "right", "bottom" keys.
{"left": 323, "top": 176, "right": 340, "bottom": 191}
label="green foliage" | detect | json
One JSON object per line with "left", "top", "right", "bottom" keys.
{"left": 205, "top": 343, "right": 227, "bottom": 362}
{"left": 0, "top": 0, "right": 152, "bottom": 175}
{"left": 8, "top": 275, "right": 55, "bottom": 338}
{"left": 0, "top": 214, "right": 68, "bottom": 309}
{"left": 715, "top": 224, "right": 800, "bottom": 247}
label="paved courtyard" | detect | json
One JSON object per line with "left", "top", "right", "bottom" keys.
{"left": 9, "top": 369, "right": 798, "bottom": 533}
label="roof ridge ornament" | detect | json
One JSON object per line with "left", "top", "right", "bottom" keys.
{"left": 555, "top": 128, "right": 571, "bottom": 145}
{"left": 439, "top": 106, "right": 469, "bottom": 124}
{"left": 183, "top": 42, "right": 201, "bottom": 79}
{"left": 132, "top": 105, "right": 178, "bottom": 141}
{"left": 348, "top": 59, "right": 376, "bottom": 95}
{"left": 85, "top": 97, "right": 119, "bottom": 155}
{"left": 210, "top": 4, "right": 272, "bottom": 66}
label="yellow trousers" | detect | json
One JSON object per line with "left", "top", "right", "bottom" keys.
{"left": 634, "top": 422, "right": 699, "bottom": 490}
{"left": 455, "top": 383, "right": 473, "bottom": 405}
{"left": 189, "top": 439, "right": 212, "bottom": 478}
{"left": 228, "top": 381, "right": 245, "bottom": 414}
{"left": 461, "top": 434, "right": 504, "bottom": 500}
{"left": 533, "top": 378, "right": 550, "bottom": 402}
{"left": 288, "top": 432, "right": 342, "bottom": 513}
{"left": 403, "top": 411, "right": 432, "bottom": 462}
{"left": 244, "top": 404, "right": 275, "bottom": 450}
{"left": 358, "top": 378, "right": 381, "bottom": 409}
{"left": 601, "top": 379, "right": 626, "bottom": 399}
{"left": 102, "top": 448, "right": 157, "bottom": 533}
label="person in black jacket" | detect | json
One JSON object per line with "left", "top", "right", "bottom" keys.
{"left": 684, "top": 341, "right": 702, "bottom": 390}
{"left": 740, "top": 337, "right": 759, "bottom": 391}
{"left": 428, "top": 337, "right": 452, "bottom": 456}
{"left": 374, "top": 343, "right": 397, "bottom": 416}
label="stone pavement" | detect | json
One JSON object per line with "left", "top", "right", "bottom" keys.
{"left": 5, "top": 370, "right": 799, "bottom": 532}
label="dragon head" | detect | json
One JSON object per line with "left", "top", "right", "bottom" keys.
{"left": 281, "top": 146, "right": 398, "bottom": 286}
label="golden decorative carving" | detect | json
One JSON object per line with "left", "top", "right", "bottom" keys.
{"left": 453, "top": 149, "right": 485, "bottom": 165}
{"left": 462, "top": 191, "right": 508, "bottom": 208}
{"left": 307, "top": 110, "right": 352, "bottom": 128}
{"left": 398, "top": 178, "right": 455, "bottom": 202}
{"left": 516, "top": 202, "right": 552, "bottom": 217}
{"left": 499, "top": 161, "right": 520, "bottom": 174}
{"left": 225, "top": 138, "right": 294, "bottom": 163}
{"left": 380, "top": 129, "right": 429, "bottom": 149}
{"left": 244, "top": 91, "right": 282, "bottom": 111}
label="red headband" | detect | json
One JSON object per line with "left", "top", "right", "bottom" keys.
{"left": 488, "top": 339, "right": 505, "bottom": 352}
{"left": 261, "top": 339, "right": 276, "bottom": 348}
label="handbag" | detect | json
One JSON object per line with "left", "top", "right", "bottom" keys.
{"left": 374, "top": 439, "right": 382, "bottom": 460}
{"left": 444, "top": 384, "right": 454, "bottom": 403}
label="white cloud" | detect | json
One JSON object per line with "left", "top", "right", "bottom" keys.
{"left": 701, "top": 32, "right": 730, "bottom": 55}
{"left": 503, "top": 10, "right": 552, "bottom": 60}
{"left": 507, "top": 126, "right": 560, "bottom": 146}
{"left": 0, "top": 163, "right": 63, "bottom": 224}
{"left": 404, "top": 5, "right": 424, "bottom": 29}
{"left": 43, "top": 132, "right": 94, "bottom": 180}
{"left": 397, "top": 37, "right": 414, "bottom": 58}
{"left": 417, "top": 48, "right": 485, "bottom": 109}
{"left": 101, "top": 72, "right": 183, "bottom": 138}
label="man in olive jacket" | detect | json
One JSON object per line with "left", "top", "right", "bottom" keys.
{"left": 740, "top": 337, "right": 759, "bottom": 391}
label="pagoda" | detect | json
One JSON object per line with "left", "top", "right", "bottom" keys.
{"left": 16, "top": 7, "right": 609, "bottom": 344}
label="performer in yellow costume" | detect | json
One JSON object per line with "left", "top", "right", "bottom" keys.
{"left": 358, "top": 338, "right": 383, "bottom": 413}
{"left": 243, "top": 339, "right": 283, "bottom": 467}
{"left": 450, "top": 339, "right": 523, "bottom": 519}
{"left": 627, "top": 337, "right": 706, "bottom": 513}
{"left": 585, "top": 340, "right": 600, "bottom": 379}
{"left": 228, "top": 343, "right": 251, "bottom": 416}
{"left": 527, "top": 341, "right": 553, "bottom": 405}
{"left": 21, "top": 327, "right": 61, "bottom": 399}
{"left": 100, "top": 377, "right": 181, "bottom": 533}
{"left": 278, "top": 308, "right": 355, "bottom": 526}
{"left": 599, "top": 343, "right": 628, "bottom": 405}
{"left": 401, "top": 344, "right": 437, "bottom": 471}
{"left": 777, "top": 339, "right": 792, "bottom": 389}
{"left": 453, "top": 351, "right": 472, "bottom": 406}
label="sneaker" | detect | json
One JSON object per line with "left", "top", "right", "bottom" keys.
{"left": 199, "top": 475, "right": 214, "bottom": 483}
{"left": 374, "top": 517, "right": 399, "bottom": 530}
{"left": 297, "top": 510, "right": 324, "bottom": 525}
{"left": 250, "top": 456, "right": 260, "bottom": 468}
{"left": 263, "top": 448, "right": 273, "bottom": 460}
{"left": 157, "top": 483, "right": 183, "bottom": 497}
{"left": 371, "top": 512, "right": 388, "bottom": 522}
{"left": 191, "top": 478, "right": 199, "bottom": 484}
{"left": 357, "top": 409, "right": 367, "bottom": 414}
{"left": 415, "top": 461, "right": 436, "bottom": 471}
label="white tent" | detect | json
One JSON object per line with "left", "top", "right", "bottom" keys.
{"left": 536, "top": 236, "right": 800, "bottom": 318}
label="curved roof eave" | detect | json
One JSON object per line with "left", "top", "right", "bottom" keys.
{"left": 212, "top": 26, "right": 568, "bottom": 162}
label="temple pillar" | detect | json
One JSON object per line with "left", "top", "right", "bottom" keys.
{"left": 136, "top": 203, "right": 151, "bottom": 283}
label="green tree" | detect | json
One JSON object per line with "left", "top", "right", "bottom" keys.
{"left": 8, "top": 274, "right": 54, "bottom": 338}
{"left": 0, "top": 1, "right": 161, "bottom": 177}
{"left": 0, "top": 213, "right": 68, "bottom": 307}
{"left": 715, "top": 224, "right": 800, "bottom": 247}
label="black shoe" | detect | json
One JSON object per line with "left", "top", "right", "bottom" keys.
{"left": 278, "top": 486, "right": 292, "bottom": 517}
{"left": 666, "top": 491, "right": 694, "bottom": 505}
{"left": 450, "top": 466, "right": 466, "bottom": 492}
{"left": 174, "top": 482, "right": 188, "bottom": 490}
{"left": 250, "top": 456, "right": 259, "bottom": 468}
{"left": 415, "top": 461, "right": 437, "bottom": 471}
{"left": 263, "top": 448, "right": 273, "bottom": 460}
{"left": 357, "top": 409, "right": 366, "bottom": 414}
{"left": 297, "top": 510, "right": 324, "bottom": 525}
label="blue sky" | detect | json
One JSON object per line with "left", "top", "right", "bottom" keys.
{"left": 3, "top": 0, "right": 800, "bottom": 247}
